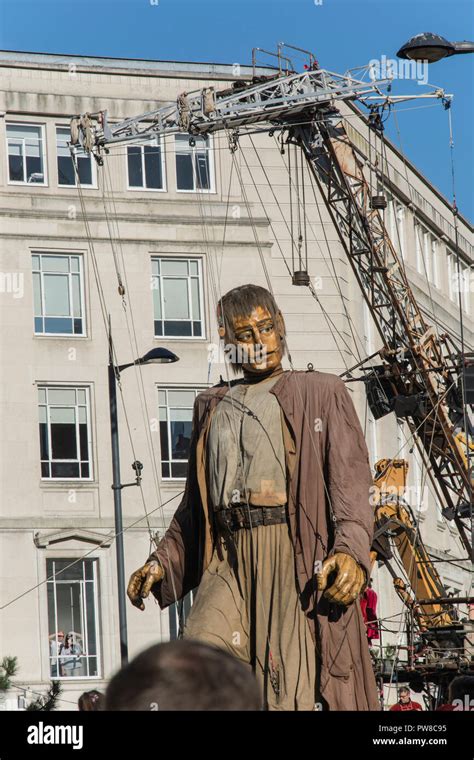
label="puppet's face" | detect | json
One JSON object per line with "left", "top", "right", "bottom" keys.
{"left": 228, "top": 306, "right": 284, "bottom": 375}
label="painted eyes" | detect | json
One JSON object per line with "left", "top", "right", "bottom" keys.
{"left": 236, "top": 323, "right": 274, "bottom": 341}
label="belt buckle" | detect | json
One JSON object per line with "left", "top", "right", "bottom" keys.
{"left": 226, "top": 504, "right": 243, "bottom": 531}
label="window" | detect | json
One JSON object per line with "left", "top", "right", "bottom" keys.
{"left": 423, "top": 230, "right": 432, "bottom": 281}
{"left": 152, "top": 257, "right": 204, "bottom": 338}
{"left": 47, "top": 558, "right": 101, "bottom": 679}
{"left": 430, "top": 237, "right": 439, "bottom": 287}
{"left": 56, "top": 127, "right": 95, "bottom": 187}
{"left": 396, "top": 419, "right": 406, "bottom": 458}
{"left": 447, "top": 251, "right": 456, "bottom": 302}
{"left": 159, "top": 388, "right": 202, "bottom": 478}
{"left": 175, "top": 134, "right": 213, "bottom": 191}
{"left": 447, "top": 251, "right": 471, "bottom": 313}
{"left": 395, "top": 203, "right": 406, "bottom": 260}
{"left": 127, "top": 139, "right": 165, "bottom": 190}
{"left": 411, "top": 446, "right": 428, "bottom": 519}
{"left": 415, "top": 222, "right": 439, "bottom": 286}
{"left": 387, "top": 197, "right": 406, "bottom": 260}
{"left": 460, "top": 262, "right": 471, "bottom": 314}
{"left": 415, "top": 222, "right": 423, "bottom": 273}
{"left": 6, "top": 123, "right": 46, "bottom": 184}
{"left": 38, "top": 386, "right": 92, "bottom": 479}
{"left": 32, "top": 253, "right": 85, "bottom": 335}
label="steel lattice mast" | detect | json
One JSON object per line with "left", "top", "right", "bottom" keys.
{"left": 293, "top": 116, "right": 472, "bottom": 555}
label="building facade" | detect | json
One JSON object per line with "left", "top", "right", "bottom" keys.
{"left": 0, "top": 51, "right": 472, "bottom": 709}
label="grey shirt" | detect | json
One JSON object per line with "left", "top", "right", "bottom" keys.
{"left": 207, "top": 373, "right": 287, "bottom": 509}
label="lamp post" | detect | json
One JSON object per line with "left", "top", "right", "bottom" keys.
{"left": 397, "top": 32, "right": 474, "bottom": 63}
{"left": 108, "top": 329, "right": 179, "bottom": 665}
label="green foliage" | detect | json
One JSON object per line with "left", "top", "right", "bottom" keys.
{"left": 0, "top": 657, "right": 19, "bottom": 691}
{"left": 26, "top": 680, "right": 62, "bottom": 712}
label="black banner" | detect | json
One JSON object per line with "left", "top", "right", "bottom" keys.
{"left": 0, "top": 710, "right": 471, "bottom": 758}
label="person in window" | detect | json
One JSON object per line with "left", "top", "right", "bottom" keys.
{"left": 60, "top": 632, "right": 83, "bottom": 677}
{"left": 49, "top": 630, "right": 64, "bottom": 677}
{"left": 173, "top": 432, "right": 190, "bottom": 459}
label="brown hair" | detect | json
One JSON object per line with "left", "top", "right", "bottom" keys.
{"left": 105, "top": 640, "right": 262, "bottom": 711}
{"left": 448, "top": 675, "right": 474, "bottom": 703}
{"left": 78, "top": 690, "right": 105, "bottom": 711}
{"left": 217, "top": 284, "right": 286, "bottom": 374}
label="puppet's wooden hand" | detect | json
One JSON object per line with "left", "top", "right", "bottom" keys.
{"left": 316, "top": 552, "right": 365, "bottom": 606}
{"left": 127, "top": 560, "right": 165, "bottom": 611}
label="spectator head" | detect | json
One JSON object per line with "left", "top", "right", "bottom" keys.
{"left": 106, "top": 640, "right": 262, "bottom": 711}
{"left": 398, "top": 686, "right": 410, "bottom": 703}
{"left": 448, "top": 676, "right": 474, "bottom": 706}
{"left": 56, "top": 631, "right": 64, "bottom": 640}
{"left": 78, "top": 690, "right": 105, "bottom": 711}
{"left": 65, "top": 633, "right": 73, "bottom": 648}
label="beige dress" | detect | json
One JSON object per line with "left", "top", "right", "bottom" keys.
{"left": 183, "top": 374, "right": 317, "bottom": 710}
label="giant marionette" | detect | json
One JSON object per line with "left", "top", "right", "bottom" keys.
{"left": 127, "top": 284, "right": 379, "bottom": 711}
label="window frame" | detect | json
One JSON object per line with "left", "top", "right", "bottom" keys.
{"left": 151, "top": 255, "right": 205, "bottom": 340}
{"left": 452, "top": 258, "right": 472, "bottom": 314}
{"left": 126, "top": 137, "right": 167, "bottom": 192}
{"left": 430, "top": 236, "right": 439, "bottom": 289}
{"left": 386, "top": 195, "right": 406, "bottom": 261}
{"left": 447, "top": 251, "right": 456, "bottom": 303}
{"left": 158, "top": 386, "right": 205, "bottom": 481}
{"left": 422, "top": 229, "right": 432, "bottom": 282}
{"left": 415, "top": 221, "right": 423, "bottom": 274}
{"left": 461, "top": 262, "right": 472, "bottom": 314}
{"left": 415, "top": 221, "right": 440, "bottom": 287}
{"left": 175, "top": 133, "right": 215, "bottom": 194}
{"left": 32, "top": 252, "right": 87, "bottom": 337}
{"left": 46, "top": 557, "right": 102, "bottom": 680}
{"left": 38, "top": 385, "right": 94, "bottom": 482}
{"left": 6, "top": 121, "right": 48, "bottom": 186}
{"left": 395, "top": 202, "right": 406, "bottom": 260}
{"left": 56, "top": 125, "right": 97, "bottom": 189}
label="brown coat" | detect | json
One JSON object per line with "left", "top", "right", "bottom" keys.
{"left": 150, "top": 369, "right": 380, "bottom": 710}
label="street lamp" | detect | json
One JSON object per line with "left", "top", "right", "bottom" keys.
{"left": 397, "top": 32, "right": 474, "bottom": 63}
{"left": 108, "top": 332, "right": 179, "bottom": 665}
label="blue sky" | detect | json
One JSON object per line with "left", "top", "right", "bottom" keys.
{"left": 1, "top": 0, "right": 473, "bottom": 219}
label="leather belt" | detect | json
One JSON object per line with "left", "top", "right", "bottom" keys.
{"left": 215, "top": 504, "right": 287, "bottom": 532}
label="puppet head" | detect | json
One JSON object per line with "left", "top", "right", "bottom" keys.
{"left": 216, "top": 284, "right": 287, "bottom": 377}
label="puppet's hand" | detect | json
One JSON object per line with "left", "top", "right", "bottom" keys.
{"left": 316, "top": 552, "right": 365, "bottom": 606}
{"left": 127, "top": 560, "right": 165, "bottom": 611}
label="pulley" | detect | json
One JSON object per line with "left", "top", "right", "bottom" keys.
{"left": 370, "top": 195, "right": 387, "bottom": 210}
{"left": 292, "top": 270, "right": 310, "bottom": 286}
